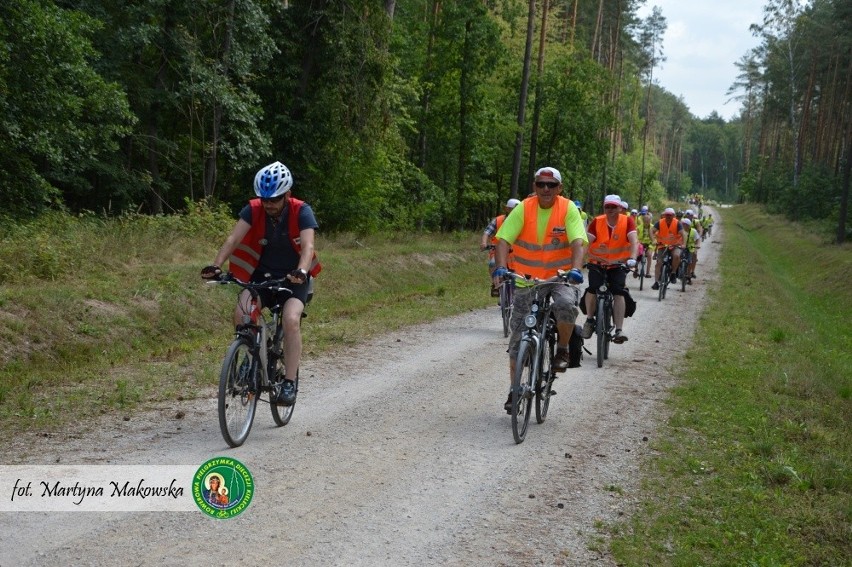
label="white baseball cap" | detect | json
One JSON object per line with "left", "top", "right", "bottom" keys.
{"left": 604, "top": 194, "right": 622, "bottom": 207}
{"left": 534, "top": 167, "right": 562, "bottom": 183}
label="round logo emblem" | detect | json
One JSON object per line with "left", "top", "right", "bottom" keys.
{"left": 193, "top": 457, "right": 253, "bottom": 518}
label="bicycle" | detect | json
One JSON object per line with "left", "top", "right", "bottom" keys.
{"left": 505, "top": 269, "right": 582, "bottom": 444}
{"left": 677, "top": 248, "right": 692, "bottom": 292}
{"left": 585, "top": 262, "right": 630, "bottom": 368}
{"left": 208, "top": 274, "right": 303, "bottom": 447}
{"left": 634, "top": 244, "right": 649, "bottom": 291}
{"left": 485, "top": 244, "right": 514, "bottom": 337}
{"left": 656, "top": 246, "right": 676, "bottom": 301}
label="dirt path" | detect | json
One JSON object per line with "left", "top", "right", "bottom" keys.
{"left": 2, "top": 211, "right": 722, "bottom": 566}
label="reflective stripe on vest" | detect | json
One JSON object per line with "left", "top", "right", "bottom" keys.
{"left": 511, "top": 196, "right": 573, "bottom": 279}
{"left": 656, "top": 217, "right": 681, "bottom": 248}
{"left": 228, "top": 198, "right": 322, "bottom": 281}
{"left": 588, "top": 214, "right": 631, "bottom": 264}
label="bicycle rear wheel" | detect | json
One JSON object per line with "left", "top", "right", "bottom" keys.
{"left": 500, "top": 282, "right": 512, "bottom": 338}
{"left": 535, "top": 319, "right": 556, "bottom": 424}
{"left": 218, "top": 338, "right": 259, "bottom": 448}
{"left": 270, "top": 369, "right": 297, "bottom": 426}
{"left": 511, "top": 338, "right": 535, "bottom": 444}
{"left": 596, "top": 299, "right": 606, "bottom": 368}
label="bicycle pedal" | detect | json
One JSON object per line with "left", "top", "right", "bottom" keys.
{"left": 548, "top": 390, "right": 556, "bottom": 396}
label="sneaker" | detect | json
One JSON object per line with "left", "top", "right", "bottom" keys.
{"left": 687, "top": 278, "right": 693, "bottom": 285}
{"left": 613, "top": 330, "right": 628, "bottom": 344}
{"left": 490, "top": 285, "right": 500, "bottom": 297}
{"left": 553, "top": 349, "right": 570, "bottom": 372}
{"left": 275, "top": 380, "right": 296, "bottom": 406}
{"left": 582, "top": 317, "right": 596, "bottom": 339}
{"left": 504, "top": 392, "right": 512, "bottom": 414}
{"left": 651, "top": 282, "right": 660, "bottom": 290}
{"left": 670, "top": 273, "right": 677, "bottom": 283}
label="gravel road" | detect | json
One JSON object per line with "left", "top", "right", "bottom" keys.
{"left": 2, "top": 212, "right": 721, "bottom": 566}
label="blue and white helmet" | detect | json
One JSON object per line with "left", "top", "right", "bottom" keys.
{"left": 253, "top": 161, "right": 293, "bottom": 198}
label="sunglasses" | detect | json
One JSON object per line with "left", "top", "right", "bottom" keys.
{"left": 534, "top": 181, "right": 559, "bottom": 189}
{"left": 261, "top": 195, "right": 286, "bottom": 203}
{"left": 604, "top": 204, "right": 620, "bottom": 209}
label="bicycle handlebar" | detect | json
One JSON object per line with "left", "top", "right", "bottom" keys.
{"left": 206, "top": 272, "right": 295, "bottom": 295}
{"left": 503, "top": 269, "right": 581, "bottom": 286}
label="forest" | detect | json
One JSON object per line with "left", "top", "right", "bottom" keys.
{"left": 1, "top": 0, "right": 849, "bottom": 240}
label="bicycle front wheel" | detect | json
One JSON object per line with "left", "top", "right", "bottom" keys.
{"left": 638, "top": 258, "right": 646, "bottom": 291}
{"left": 500, "top": 282, "right": 512, "bottom": 338}
{"left": 680, "top": 260, "right": 688, "bottom": 292}
{"left": 596, "top": 299, "right": 606, "bottom": 368}
{"left": 218, "top": 338, "right": 259, "bottom": 448}
{"left": 659, "top": 265, "right": 669, "bottom": 301}
{"left": 535, "top": 320, "right": 556, "bottom": 424}
{"left": 511, "top": 338, "right": 535, "bottom": 444}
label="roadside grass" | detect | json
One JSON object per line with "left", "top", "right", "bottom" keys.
{"left": 610, "top": 204, "right": 852, "bottom": 566}
{"left": 0, "top": 208, "right": 492, "bottom": 432}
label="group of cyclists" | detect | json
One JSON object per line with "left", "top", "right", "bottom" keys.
{"left": 197, "top": 158, "right": 715, "bottom": 419}
{"left": 481, "top": 168, "right": 715, "bottom": 412}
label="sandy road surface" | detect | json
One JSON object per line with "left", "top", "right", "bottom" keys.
{"left": 2, "top": 212, "right": 721, "bottom": 566}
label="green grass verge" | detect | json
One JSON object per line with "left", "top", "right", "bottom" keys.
{"left": 610, "top": 204, "right": 852, "bottom": 566}
{"left": 0, "top": 207, "right": 493, "bottom": 432}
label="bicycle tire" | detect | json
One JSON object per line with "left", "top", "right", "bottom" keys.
{"left": 270, "top": 370, "right": 297, "bottom": 426}
{"left": 500, "top": 282, "right": 512, "bottom": 338}
{"left": 680, "top": 261, "right": 688, "bottom": 292}
{"left": 596, "top": 298, "right": 606, "bottom": 368}
{"left": 638, "top": 257, "right": 646, "bottom": 291}
{"left": 218, "top": 338, "right": 259, "bottom": 448}
{"left": 511, "top": 338, "right": 535, "bottom": 444}
{"left": 659, "top": 264, "right": 669, "bottom": 301}
{"left": 603, "top": 300, "right": 611, "bottom": 361}
{"left": 535, "top": 318, "right": 556, "bottom": 424}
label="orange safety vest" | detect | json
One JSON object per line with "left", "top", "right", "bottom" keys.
{"left": 588, "top": 214, "right": 631, "bottom": 264}
{"left": 656, "top": 217, "right": 682, "bottom": 249}
{"left": 489, "top": 215, "right": 516, "bottom": 269}
{"left": 228, "top": 198, "right": 322, "bottom": 282}
{"left": 511, "top": 196, "right": 574, "bottom": 279}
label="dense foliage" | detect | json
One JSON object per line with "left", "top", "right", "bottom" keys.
{"left": 0, "top": 0, "right": 848, "bottom": 239}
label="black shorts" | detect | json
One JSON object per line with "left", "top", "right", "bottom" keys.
{"left": 251, "top": 276, "right": 313, "bottom": 308}
{"left": 586, "top": 264, "right": 627, "bottom": 295}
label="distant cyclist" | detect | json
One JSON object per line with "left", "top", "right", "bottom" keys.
{"left": 481, "top": 198, "right": 521, "bottom": 297}
{"left": 581, "top": 194, "right": 639, "bottom": 344}
{"left": 493, "top": 167, "right": 587, "bottom": 413}
{"left": 201, "top": 161, "right": 320, "bottom": 406}
{"left": 681, "top": 217, "right": 701, "bottom": 281}
{"left": 635, "top": 205, "right": 653, "bottom": 277}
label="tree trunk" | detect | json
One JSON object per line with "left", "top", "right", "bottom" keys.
{"left": 203, "top": 0, "right": 236, "bottom": 199}
{"left": 526, "top": 0, "right": 549, "bottom": 188}
{"left": 509, "top": 0, "right": 537, "bottom": 199}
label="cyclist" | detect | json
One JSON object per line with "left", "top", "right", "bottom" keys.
{"left": 650, "top": 207, "right": 686, "bottom": 291}
{"left": 481, "top": 198, "right": 521, "bottom": 297}
{"left": 493, "top": 166, "right": 587, "bottom": 413}
{"left": 201, "top": 161, "right": 320, "bottom": 406}
{"left": 580, "top": 194, "right": 639, "bottom": 343}
{"left": 635, "top": 205, "right": 653, "bottom": 277}
{"left": 684, "top": 209, "right": 703, "bottom": 238}
{"left": 681, "top": 217, "right": 701, "bottom": 282}
{"left": 574, "top": 200, "right": 589, "bottom": 228}
{"left": 703, "top": 213, "right": 714, "bottom": 236}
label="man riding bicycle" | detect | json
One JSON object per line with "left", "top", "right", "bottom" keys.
{"left": 493, "top": 166, "right": 587, "bottom": 413}
{"left": 580, "top": 194, "right": 639, "bottom": 344}
{"left": 200, "top": 161, "right": 320, "bottom": 406}
{"left": 650, "top": 207, "right": 687, "bottom": 290}
{"left": 635, "top": 205, "right": 653, "bottom": 277}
